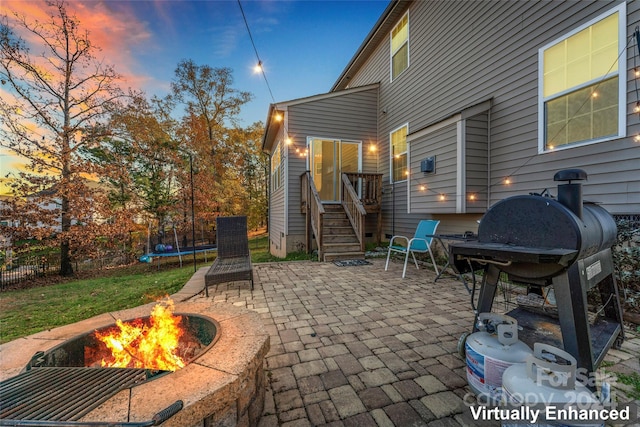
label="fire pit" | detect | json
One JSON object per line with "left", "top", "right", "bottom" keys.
{"left": 33, "top": 300, "right": 218, "bottom": 372}
{"left": 0, "top": 297, "right": 270, "bottom": 426}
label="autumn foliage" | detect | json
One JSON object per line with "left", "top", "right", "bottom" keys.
{"left": 0, "top": 1, "right": 267, "bottom": 276}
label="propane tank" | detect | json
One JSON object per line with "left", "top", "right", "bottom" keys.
{"left": 502, "top": 343, "right": 602, "bottom": 427}
{"left": 465, "top": 313, "right": 532, "bottom": 403}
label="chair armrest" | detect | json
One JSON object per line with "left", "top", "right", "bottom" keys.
{"left": 388, "top": 235, "right": 409, "bottom": 247}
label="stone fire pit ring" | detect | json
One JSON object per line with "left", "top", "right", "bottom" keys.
{"left": 0, "top": 298, "right": 270, "bottom": 427}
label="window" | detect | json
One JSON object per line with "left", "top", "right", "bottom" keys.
{"left": 271, "top": 141, "right": 283, "bottom": 192}
{"left": 391, "top": 13, "right": 409, "bottom": 80}
{"left": 539, "top": 5, "right": 625, "bottom": 151}
{"left": 390, "top": 124, "right": 408, "bottom": 183}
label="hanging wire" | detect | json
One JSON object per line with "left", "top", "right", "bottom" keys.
{"left": 414, "top": 30, "right": 636, "bottom": 203}
{"left": 495, "top": 32, "right": 635, "bottom": 187}
{"left": 237, "top": 0, "right": 276, "bottom": 104}
{"left": 238, "top": 1, "right": 636, "bottom": 196}
{"left": 236, "top": 0, "right": 304, "bottom": 155}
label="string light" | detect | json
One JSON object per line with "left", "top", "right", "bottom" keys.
{"left": 406, "top": 26, "right": 636, "bottom": 204}
{"left": 238, "top": 0, "right": 309, "bottom": 159}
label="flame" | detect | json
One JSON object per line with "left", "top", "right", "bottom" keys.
{"left": 94, "top": 298, "right": 186, "bottom": 371}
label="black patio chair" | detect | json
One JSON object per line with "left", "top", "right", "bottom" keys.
{"left": 204, "top": 216, "right": 254, "bottom": 296}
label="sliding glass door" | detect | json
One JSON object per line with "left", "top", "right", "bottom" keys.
{"left": 309, "top": 138, "right": 361, "bottom": 202}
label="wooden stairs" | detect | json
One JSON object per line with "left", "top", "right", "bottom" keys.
{"left": 321, "top": 204, "right": 365, "bottom": 262}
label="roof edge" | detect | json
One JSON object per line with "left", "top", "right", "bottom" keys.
{"left": 331, "top": 0, "right": 410, "bottom": 92}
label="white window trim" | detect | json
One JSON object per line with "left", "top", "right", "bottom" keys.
{"left": 390, "top": 123, "right": 409, "bottom": 184}
{"left": 270, "top": 141, "right": 282, "bottom": 192}
{"left": 537, "top": 2, "right": 626, "bottom": 154}
{"left": 390, "top": 11, "right": 410, "bottom": 82}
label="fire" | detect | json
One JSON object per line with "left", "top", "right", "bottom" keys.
{"left": 94, "top": 298, "right": 186, "bottom": 371}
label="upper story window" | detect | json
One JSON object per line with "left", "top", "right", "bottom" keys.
{"left": 390, "top": 124, "right": 408, "bottom": 183}
{"left": 391, "top": 13, "right": 409, "bottom": 81}
{"left": 271, "top": 141, "right": 283, "bottom": 192}
{"left": 539, "top": 4, "right": 625, "bottom": 152}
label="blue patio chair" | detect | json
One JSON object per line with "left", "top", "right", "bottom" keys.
{"left": 385, "top": 220, "right": 440, "bottom": 278}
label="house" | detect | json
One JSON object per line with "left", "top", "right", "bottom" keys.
{"left": 262, "top": 0, "right": 640, "bottom": 261}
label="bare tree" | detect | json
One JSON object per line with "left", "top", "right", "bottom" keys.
{"left": 0, "top": 0, "right": 124, "bottom": 275}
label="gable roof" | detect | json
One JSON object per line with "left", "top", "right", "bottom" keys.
{"left": 261, "top": 83, "right": 380, "bottom": 152}
{"left": 331, "top": 0, "right": 412, "bottom": 91}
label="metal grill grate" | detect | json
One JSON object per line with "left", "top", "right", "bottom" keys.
{"left": 0, "top": 367, "right": 152, "bottom": 422}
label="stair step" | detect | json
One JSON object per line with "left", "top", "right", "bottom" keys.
{"left": 323, "top": 235, "right": 359, "bottom": 244}
{"left": 324, "top": 219, "right": 351, "bottom": 227}
{"left": 323, "top": 242, "right": 362, "bottom": 252}
{"left": 323, "top": 251, "right": 365, "bottom": 262}
{"left": 324, "top": 226, "right": 356, "bottom": 235}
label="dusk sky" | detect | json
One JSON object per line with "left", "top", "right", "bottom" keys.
{"left": 0, "top": 0, "right": 389, "bottom": 194}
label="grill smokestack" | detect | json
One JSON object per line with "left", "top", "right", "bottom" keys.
{"left": 554, "top": 169, "right": 587, "bottom": 220}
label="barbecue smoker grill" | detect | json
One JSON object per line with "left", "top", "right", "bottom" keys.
{"left": 450, "top": 169, "right": 624, "bottom": 374}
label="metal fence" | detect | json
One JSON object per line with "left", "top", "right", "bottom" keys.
{"left": 0, "top": 252, "right": 135, "bottom": 289}
{"left": 0, "top": 254, "right": 55, "bottom": 289}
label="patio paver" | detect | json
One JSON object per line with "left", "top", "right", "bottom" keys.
{"left": 191, "top": 258, "right": 640, "bottom": 427}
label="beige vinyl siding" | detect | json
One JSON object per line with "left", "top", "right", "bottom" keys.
{"left": 285, "top": 86, "right": 379, "bottom": 243}
{"left": 408, "top": 123, "right": 457, "bottom": 214}
{"left": 269, "top": 128, "right": 286, "bottom": 254}
{"left": 465, "top": 113, "right": 489, "bottom": 213}
{"left": 344, "top": 0, "right": 638, "bottom": 215}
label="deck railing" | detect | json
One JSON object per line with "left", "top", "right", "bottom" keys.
{"left": 301, "top": 172, "right": 383, "bottom": 258}
{"left": 344, "top": 173, "right": 383, "bottom": 209}
{"left": 341, "top": 174, "right": 367, "bottom": 251}
{"left": 301, "top": 172, "right": 325, "bottom": 257}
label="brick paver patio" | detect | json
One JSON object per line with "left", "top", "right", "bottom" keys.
{"left": 195, "top": 258, "right": 640, "bottom": 427}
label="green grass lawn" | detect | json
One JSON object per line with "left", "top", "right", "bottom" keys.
{"left": 0, "top": 234, "right": 314, "bottom": 344}
{"left": 0, "top": 265, "right": 197, "bottom": 344}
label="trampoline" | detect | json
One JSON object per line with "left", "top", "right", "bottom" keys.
{"left": 139, "top": 244, "right": 217, "bottom": 265}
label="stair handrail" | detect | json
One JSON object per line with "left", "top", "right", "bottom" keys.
{"left": 341, "top": 173, "right": 366, "bottom": 251}
{"left": 301, "top": 171, "right": 325, "bottom": 256}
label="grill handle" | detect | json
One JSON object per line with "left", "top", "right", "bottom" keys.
{"left": 151, "top": 400, "right": 183, "bottom": 425}
{"left": 466, "top": 257, "right": 512, "bottom": 267}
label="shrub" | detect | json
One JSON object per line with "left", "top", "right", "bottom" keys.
{"left": 613, "top": 218, "right": 640, "bottom": 314}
